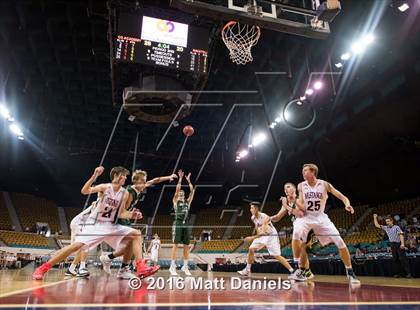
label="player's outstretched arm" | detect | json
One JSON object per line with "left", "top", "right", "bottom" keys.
{"left": 80, "top": 166, "right": 107, "bottom": 195}
{"left": 327, "top": 182, "right": 354, "bottom": 214}
{"left": 373, "top": 214, "right": 381, "bottom": 228}
{"left": 270, "top": 206, "right": 287, "bottom": 223}
{"left": 146, "top": 174, "right": 178, "bottom": 188}
{"left": 185, "top": 173, "right": 195, "bottom": 204}
{"left": 172, "top": 170, "right": 184, "bottom": 204}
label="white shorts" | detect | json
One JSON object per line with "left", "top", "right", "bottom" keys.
{"left": 250, "top": 235, "right": 281, "bottom": 256}
{"left": 74, "top": 221, "right": 136, "bottom": 251}
{"left": 292, "top": 213, "right": 343, "bottom": 247}
{"left": 151, "top": 251, "right": 159, "bottom": 262}
{"left": 70, "top": 215, "right": 83, "bottom": 244}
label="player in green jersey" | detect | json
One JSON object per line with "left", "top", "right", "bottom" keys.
{"left": 169, "top": 169, "right": 195, "bottom": 276}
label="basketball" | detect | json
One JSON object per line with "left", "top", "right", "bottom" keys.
{"left": 183, "top": 125, "right": 194, "bottom": 137}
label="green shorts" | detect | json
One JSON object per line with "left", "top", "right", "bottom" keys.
{"left": 117, "top": 219, "right": 131, "bottom": 226}
{"left": 172, "top": 221, "right": 191, "bottom": 245}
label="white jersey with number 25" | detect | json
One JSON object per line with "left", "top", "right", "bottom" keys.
{"left": 301, "top": 179, "right": 328, "bottom": 218}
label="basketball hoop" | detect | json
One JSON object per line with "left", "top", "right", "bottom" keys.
{"left": 221, "top": 21, "right": 261, "bottom": 65}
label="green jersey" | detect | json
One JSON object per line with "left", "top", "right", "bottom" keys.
{"left": 173, "top": 200, "right": 190, "bottom": 223}
{"left": 118, "top": 185, "right": 143, "bottom": 226}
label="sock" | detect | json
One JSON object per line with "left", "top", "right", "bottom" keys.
{"left": 171, "top": 260, "right": 176, "bottom": 267}
{"left": 292, "top": 258, "right": 300, "bottom": 269}
{"left": 80, "top": 262, "right": 86, "bottom": 269}
{"left": 121, "top": 262, "right": 129, "bottom": 269}
{"left": 300, "top": 267, "right": 305, "bottom": 271}
{"left": 246, "top": 263, "right": 251, "bottom": 271}
{"left": 69, "top": 263, "right": 77, "bottom": 273}
{"left": 346, "top": 267, "right": 353, "bottom": 274}
{"left": 183, "top": 259, "right": 189, "bottom": 267}
{"left": 108, "top": 253, "right": 115, "bottom": 260}
{"left": 305, "top": 268, "right": 310, "bottom": 272}
{"left": 288, "top": 267, "right": 294, "bottom": 273}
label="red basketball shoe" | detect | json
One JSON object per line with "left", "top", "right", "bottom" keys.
{"left": 32, "top": 263, "right": 52, "bottom": 280}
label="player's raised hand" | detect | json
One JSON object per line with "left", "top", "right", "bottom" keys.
{"left": 345, "top": 204, "right": 354, "bottom": 214}
{"left": 178, "top": 169, "right": 184, "bottom": 178}
{"left": 280, "top": 196, "right": 287, "bottom": 207}
{"left": 94, "top": 166, "right": 104, "bottom": 177}
{"left": 132, "top": 209, "right": 143, "bottom": 220}
{"left": 373, "top": 214, "right": 378, "bottom": 218}
{"left": 186, "top": 172, "right": 192, "bottom": 183}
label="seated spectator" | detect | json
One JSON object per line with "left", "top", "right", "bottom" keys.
{"left": 407, "top": 235, "right": 418, "bottom": 253}
{"left": 399, "top": 217, "right": 408, "bottom": 230}
{"left": 355, "top": 248, "right": 363, "bottom": 258}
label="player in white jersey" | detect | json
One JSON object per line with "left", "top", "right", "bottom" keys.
{"left": 65, "top": 201, "right": 98, "bottom": 278}
{"left": 147, "top": 234, "right": 161, "bottom": 265}
{"left": 32, "top": 166, "right": 148, "bottom": 280}
{"left": 270, "top": 182, "right": 314, "bottom": 281}
{"left": 290, "top": 163, "right": 360, "bottom": 284}
{"left": 237, "top": 202, "right": 296, "bottom": 277}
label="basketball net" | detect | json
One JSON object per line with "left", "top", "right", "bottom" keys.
{"left": 221, "top": 21, "right": 261, "bottom": 65}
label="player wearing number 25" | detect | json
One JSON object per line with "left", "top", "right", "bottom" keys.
{"left": 291, "top": 163, "right": 360, "bottom": 284}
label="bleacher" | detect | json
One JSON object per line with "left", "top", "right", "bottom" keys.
{"left": 192, "top": 208, "right": 231, "bottom": 239}
{"left": 64, "top": 207, "right": 82, "bottom": 226}
{"left": 11, "top": 193, "right": 60, "bottom": 233}
{"left": 152, "top": 214, "right": 173, "bottom": 241}
{"left": 196, "top": 239, "right": 243, "bottom": 253}
{"left": 328, "top": 204, "right": 369, "bottom": 231}
{"left": 0, "top": 230, "right": 52, "bottom": 249}
{"left": 0, "top": 192, "right": 12, "bottom": 230}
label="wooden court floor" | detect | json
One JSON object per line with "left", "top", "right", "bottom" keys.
{"left": 0, "top": 266, "right": 419, "bottom": 310}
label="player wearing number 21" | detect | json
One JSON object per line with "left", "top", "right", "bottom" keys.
{"left": 290, "top": 163, "right": 360, "bottom": 284}
{"left": 33, "top": 166, "right": 146, "bottom": 280}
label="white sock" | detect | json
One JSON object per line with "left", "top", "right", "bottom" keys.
{"left": 171, "top": 260, "right": 176, "bottom": 268}
{"left": 69, "top": 263, "right": 77, "bottom": 273}
{"left": 288, "top": 268, "right": 294, "bottom": 273}
{"left": 183, "top": 260, "right": 189, "bottom": 268}
{"left": 80, "top": 262, "right": 86, "bottom": 269}
{"left": 246, "top": 263, "right": 251, "bottom": 271}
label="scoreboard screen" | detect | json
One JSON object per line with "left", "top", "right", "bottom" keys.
{"left": 115, "top": 13, "right": 209, "bottom": 75}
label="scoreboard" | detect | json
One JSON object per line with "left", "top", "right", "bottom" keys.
{"left": 116, "top": 14, "right": 209, "bottom": 75}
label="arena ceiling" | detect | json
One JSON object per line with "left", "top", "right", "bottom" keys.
{"left": 0, "top": 0, "right": 419, "bottom": 209}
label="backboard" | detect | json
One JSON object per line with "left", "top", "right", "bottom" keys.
{"left": 170, "top": 0, "right": 331, "bottom": 39}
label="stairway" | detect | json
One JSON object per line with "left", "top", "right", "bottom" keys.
{"left": 347, "top": 207, "right": 373, "bottom": 235}
{"left": 2, "top": 192, "right": 22, "bottom": 231}
{"left": 57, "top": 207, "right": 69, "bottom": 235}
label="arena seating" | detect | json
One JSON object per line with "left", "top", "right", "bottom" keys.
{"left": 0, "top": 193, "right": 12, "bottom": 230}
{"left": 0, "top": 230, "right": 52, "bottom": 249}
{"left": 327, "top": 204, "right": 369, "bottom": 231}
{"left": 64, "top": 207, "right": 83, "bottom": 226}
{"left": 11, "top": 193, "right": 60, "bottom": 233}
{"left": 229, "top": 205, "right": 255, "bottom": 239}
{"left": 196, "top": 239, "right": 243, "bottom": 253}
{"left": 192, "top": 208, "right": 232, "bottom": 239}
{"left": 152, "top": 214, "right": 173, "bottom": 240}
